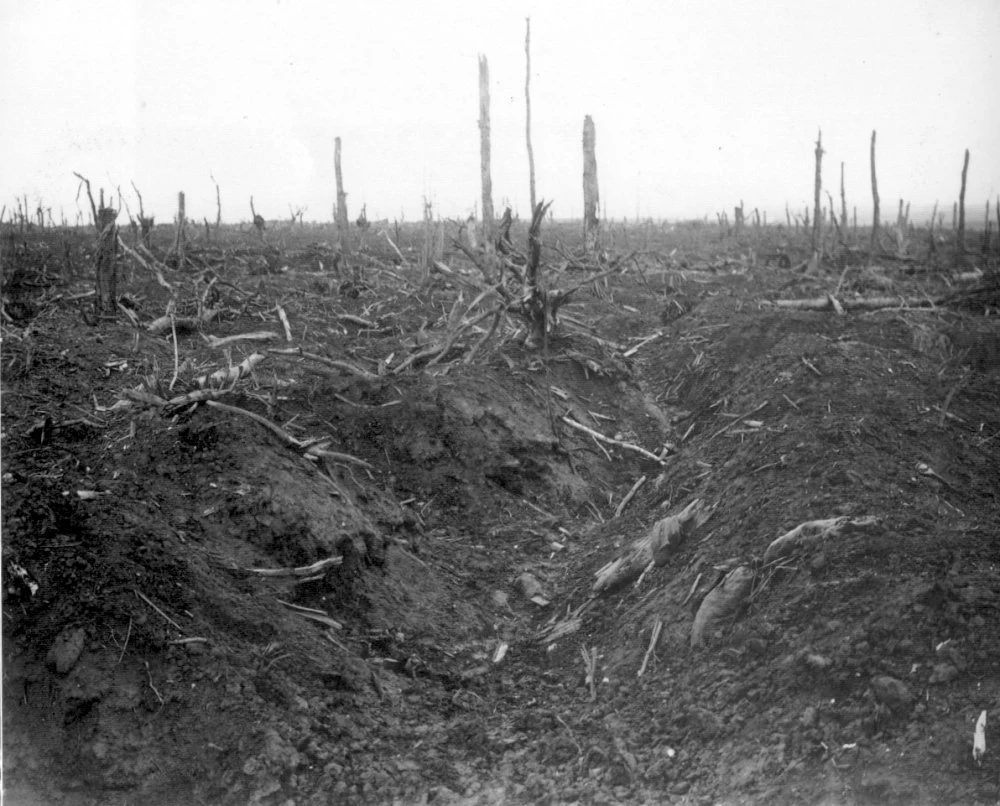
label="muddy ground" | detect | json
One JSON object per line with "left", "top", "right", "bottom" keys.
{"left": 2, "top": 218, "right": 999, "bottom": 805}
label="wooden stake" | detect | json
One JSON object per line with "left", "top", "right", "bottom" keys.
{"left": 524, "top": 18, "right": 537, "bottom": 212}
{"left": 869, "top": 130, "right": 880, "bottom": 257}
{"left": 583, "top": 115, "right": 600, "bottom": 249}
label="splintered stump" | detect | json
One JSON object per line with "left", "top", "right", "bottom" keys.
{"left": 94, "top": 206, "right": 118, "bottom": 314}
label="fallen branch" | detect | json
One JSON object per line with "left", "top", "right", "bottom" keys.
{"left": 277, "top": 599, "right": 343, "bottom": 630}
{"left": 197, "top": 352, "right": 267, "bottom": 388}
{"left": 623, "top": 331, "right": 662, "bottom": 358}
{"left": 206, "top": 399, "right": 300, "bottom": 447}
{"left": 560, "top": 416, "right": 665, "bottom": 464}
{"left": 267, "top": 347, "right": 378, "bottom": 380}
{"left": 148, "top": 308, "right": 219, "bottom": 335}
{"left": 614, "top": 475, "right": 647, "bottom": 518}
{"left": 302, "top": 443, "right": 374, "bottom": 470}
{"left": 118, "top": 236, "right": 173, "bottom": 291}
{"left": 768, "top": 295, "right": 941, "bottom": 311}
{"left": 248, "top": 556, "right": 343, "bottom": 577}
{"left": 637, "top": 618, "right": 662, "bottom": 678}
{"left": 276, "top": 305, "right": 293, "bottom": 341}
{"left": 580, "top": 645, "right": 598, "bottom": 701}
{"left": 705, "top": 401, "right": 769, "bottom": 443}
{"left": 134, "top": 589, "right": 182, "bottom": 631}
{"left": 205, "top": 331, "right": 281, "bottom": 348}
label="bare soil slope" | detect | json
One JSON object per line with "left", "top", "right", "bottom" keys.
{"left": 2, "top": 222, "right": 999, "bottom": 805}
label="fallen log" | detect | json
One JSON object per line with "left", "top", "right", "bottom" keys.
{"left": 766, "top": 295, "right": 940, "bottom": 312}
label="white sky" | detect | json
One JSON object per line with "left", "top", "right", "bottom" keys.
{"left": 2, "top": 0, "right": 998, "bottom": 225}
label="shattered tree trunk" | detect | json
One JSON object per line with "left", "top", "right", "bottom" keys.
{"left": 250, "top": 196, "right": 265, "bottom": 240}
{"left": 334, "top": 136, "right": 351, "bottom": 273}
{"left": 212, "top": 174, "right": 222, "bottom": 236}
{"left": 956, "top": 148, "right": 969, "bottom": 262}
{"left": 812, "top": 129, "right": 823, "bottom": 254}
{"left": 173, "top": 191, "right": 186, "bottom": 267}
{"left": 869, "top": 130, "right": 880, "bottom": 257}
{"left": 582, "top": 115, "right": 599, "bottom": 249}
{"left": 524, "top": 18, "right": 537, "bottom": 212}
{"left": 523, "top": 200, "right": 552, "bottom": 349}
{"left": 95, "top": 205, "right": 118, "bottom": 314}
{"left": 478, "top": 55, "right": 495, "bottom": 251}
{"left": 840, "top": 162, "right": 848, "bottom": 232}
{"left": 131, "top": 182, "right": 154, "bottom": 248}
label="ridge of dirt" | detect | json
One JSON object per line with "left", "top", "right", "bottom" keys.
{"left": 3, "top": 223, "right": 999, "bottom": 805}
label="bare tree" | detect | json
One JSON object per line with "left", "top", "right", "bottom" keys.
{"left": 211, "top": 173, "right": 222, "bottom": 235}
{"left": 73, "top": 172, "right": 118, "bottom": 313}
{"left": 956, "top": 148, "right": 970, "bottom": 262}
{"left": 131, "top": 181, "right": 154, "bottom": 247}
{"left": 812, "top": 129, "right": 824, "bottom": 254}
{"left": 524, "top": 18, "right": 537, "bottom": 213}
{"left": 334, "top": 136, "right": 351, "bottom": 271}
{"left": 869, "top": 130, "right": 880, "bottom": 257}
{"left": 478, "top": 55, "right": 495, "bottom": 250}
{"left": 583, "top": 115, "right": 600, "bottom": 249}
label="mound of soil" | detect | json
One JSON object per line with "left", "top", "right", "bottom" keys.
{"left": 3, "top": 223, "right": 999, "bottom": 805}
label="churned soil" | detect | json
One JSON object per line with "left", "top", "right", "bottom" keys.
{"left": 2, "top": 221, "right": 999, "bottom": 805}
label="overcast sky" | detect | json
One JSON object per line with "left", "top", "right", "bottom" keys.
{"left": 2, "top": 0, "right": 998, "bottom": 225}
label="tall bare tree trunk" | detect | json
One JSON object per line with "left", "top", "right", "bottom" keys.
{"left": 869, "top": 130, "right": 880, "bottom": 257}
{"left": 211, "top": 173, "right": 222, "bottom": 235}
{"left": 524, "top": 18, "right": 537, "bottom": 213}
{"left": 956, "top": 148, "right": 969, "bottom": 262}
{"left": 812, "top": 129, "right": 823, "bottom": 254}
{"left": 839, "top": 162, "right": 847, "bottom": 232}
{"left": 478, "top": 55, "right": 495, "bottom": 250}
{"left": 583, "top": 115, "right": 599, "bottom": 249}
{"left": 334, "top": 136, "right": 351, "bottom": 275}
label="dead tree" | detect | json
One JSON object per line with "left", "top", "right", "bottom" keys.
{"left": 211, "top": 173, "right": 222, "bottom": 235}
{"left": 785, "top": 203, "right": 791, "bottom": 228}
{"left": 131, "top": 181, "right": 154, "bottom": 247}
{"left": 524, "top": 18, "right": 537, "bottom": 212}
{"left": 956, "top": 148, "right": 970, "bottom": 262}
{"left": 250, "top": 196, "right": 266, "bottom": 240}
{"left": 982, "top": 199, "right": 991, "bottom": 255}
{"left": 582, "top": 115, "right": 600, "bottom": 249}
{"left": 826, "top": 191, "right": 842, "bottom": 244}
{"left": 812, "top": 129, "right": 824, "bottom": 254}
{"left": 478, "top": 55, "right": 495, "bottom": 251}
{"left": 334, "top": 136, "right": 351, "bottom": 272}
{"left": 839, "top": 162, "right": 847, "bottom": 232}
{"left": 869, "top": 130, "right": 880, "bottom": 257}
{"left": 94, "top": 204, "right": 118, "bottom": 313}
{"left": 929, "top": 200, "right": 939, "bottom": 255}
{"left": 734, "top": 202, "right": 745, "bottom": 235}
{"left": 172, "top": 191, "right": 186, "bottom": 267}
{"left": 74, "top": 172, "right": 118, "bottom": 314}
